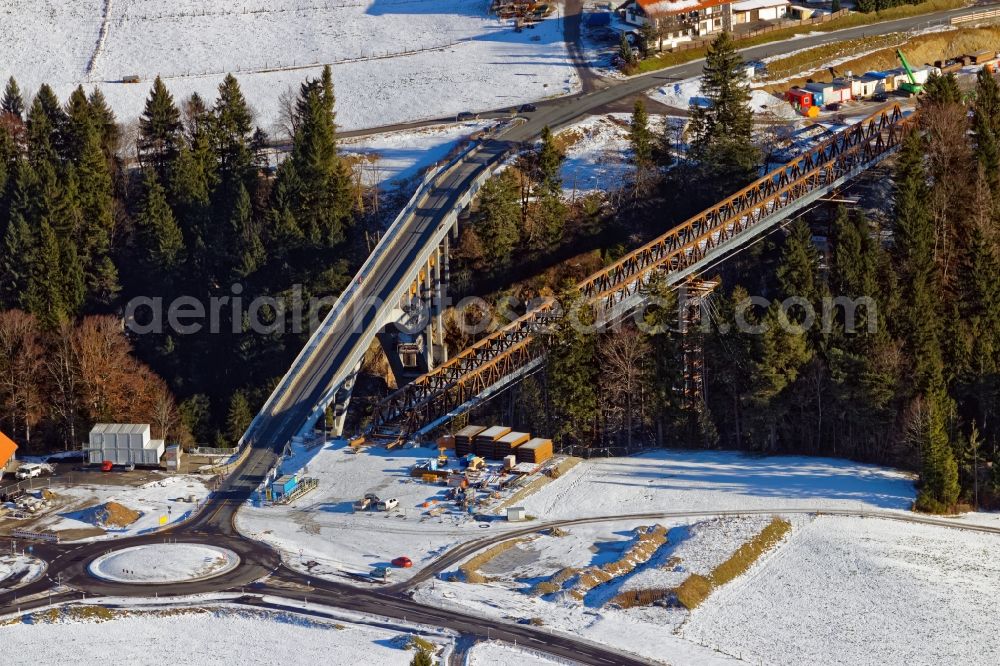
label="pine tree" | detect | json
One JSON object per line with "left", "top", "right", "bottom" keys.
{"left": 776, "top": 220, "right": 821, "bottom": 312}
{"left": 139, "top": 77, "right": 183, "bottom": 179}
{"left": 630, "top": 99, "right": 653, "bottom": 168}
{"left": 0, "top": 213, "right": 33, "bottom": 308}
{"left": 547, "top": 287, "right": 598, "bottom": 446}
{"left": 229, "top": 182, "right": 265, "bottom": 279}
{"left": 688, "top": 31, "right": 760, "bottom": 191}
{"left": 972, "top": 67, "right": 1000, "bottom": 193}
{"left": 922, "top": 73, "right": 962, "bottom": 105}
{"left": 891, "top": 130, "right": 943, "bottom": 394}
{"left": 76, "top": 120, "right": 118, "bottom": 304}
{"left": 26, "top": 91, "right": 61, "bottom": 168}
{"left": 226, "top": 390, "right": 254, "bottom": 443}
{"left": 1, "top": 77, "right": 24, "bottom": 118}
{"left": 535, "top": 125, "right": 563, "bottom": 193}
{"left": 137, "top": 173, "right": 185, "bottom": 276}
{"left": 274, "top": 67, "right": 352, "bottom": 247}
{"left": 212, "top": 74, "right": 255, "bottom": 185}
{"left": 913, "top": 389, "right": 961, "bottom": 513}
{"left": 618, "top": 31, "right": 637, "bottom": 70}
{"left": 24, "top": 221, "right": 73, "bottom": 328}
{"left": 474, "top": 169, "right": 521, "bottom": 266}
{"left": 88, "top": 89, "right": 120, "bottom": 161}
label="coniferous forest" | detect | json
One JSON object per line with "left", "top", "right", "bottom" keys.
{"left": 0, "top": 67, "right": 355, "bottom": 450}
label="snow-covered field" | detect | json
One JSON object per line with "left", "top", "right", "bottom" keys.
{"left": 89, "top": 543, "right": 240, "bottom": 584}
{"left": 0, "top": 0, "right": 577, "bottom": 131}
{"left": 3, "top": 473, "right": 211, "bottom": 541}
{"left": 520, "top": 449, "right": 918, "bottom": 519}
{"left": 467, "top": 640, "right": 567, "bottom": 665}
{"left": 648, "top": 75, "right": 798, "bottom": 120}
{"left": 0, "top": 553, "right": 45, "bottom": 591}
{"left": 342, "top": 120, "right": 492, "bottom": 186}
{"left": 0, "top": 604, "right": 441, "bottom": 666}
{"left": 557, "top": 113, "right": 677, "bottom": 196}
{"left": 685, "top": 516, "right": 1000, "bottom": 665}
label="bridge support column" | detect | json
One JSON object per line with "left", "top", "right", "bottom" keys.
{"left": 422, "top": 257, "right": 436, "bottom": 372}
{"left": 434, "top": 241, "right": 448, "bottom": 364}
{"left": 678, "top": 280, "right": 718, "bottom": 411}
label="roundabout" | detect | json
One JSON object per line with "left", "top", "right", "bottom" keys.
{"left": 88, "top": 543, "right": 240, "bottom": 585}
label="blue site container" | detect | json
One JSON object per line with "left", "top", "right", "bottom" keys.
{"left": 272, "top": 474, "right": 298, "bottom": 498}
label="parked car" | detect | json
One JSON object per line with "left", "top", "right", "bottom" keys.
{"left": 825, "top": 102, "right": 842, "bottom": 111}
{"left": 15, "top": 464, "right": 43, "bottom": 480}
{"left": 873, "top": 92, "right": 888, "bottom": 102}
{"left": 456, "top": 111, "right": 478, "bottom": 121}
{"left": 377, "top": 497, "right": 399, "bottom": 511}
{"left": 518, "top": 103, "right": 537, "bottom": 113}
{"left": 391, "top": 556, "right": 413, "bottom": 568}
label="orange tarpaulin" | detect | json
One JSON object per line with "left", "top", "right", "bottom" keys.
{"left": 0, "top": 430, "right": 17, "bottom": 468}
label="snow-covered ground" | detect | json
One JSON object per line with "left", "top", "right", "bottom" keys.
{"left": 3, "top": 473, "right": 211, "bottom": 541}
{"left": 236, "top": 439, "right": 539, "bottom": 583}
{"left": 0, "top": 604, "right": 442, "bottom": 666}
{"left": 648, "top": 75, "right": 798, "bottom": 120}
{"left": 684, "top": 515, "right": 1000, "bottom": 665}
{"left": 0, "top": 552, "right": 45, "bottom": 591}
{"left": 519, "top": 449, "right": 918, "bottom": 519}
{"left": 342, "top": 120, "right": 492, "bottom": 186}
{"left": 467, "top": 640, "right": 568, "bottom": 665}
{"left": 1, "top": 0, "right": 577, "bottom": 132}
{"left": 88, "top": 543, "right": 240, "bottom": 584}
{"left": 557, "top": 113, "right": 674, "bottom": 196}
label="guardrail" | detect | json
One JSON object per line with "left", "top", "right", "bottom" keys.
{"left": 241, "top": 134, "right": 492, "bottom": 448}
{"left": 951, "top": 8, "right": 1000, "bottom": 23}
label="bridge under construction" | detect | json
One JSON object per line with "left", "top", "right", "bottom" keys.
{"left": 240, "top": 104, "right": 913, "bottom": 462}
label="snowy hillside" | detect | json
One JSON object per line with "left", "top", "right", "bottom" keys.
{"left": 0, "top": 0, "right": 577, "bottom": 131}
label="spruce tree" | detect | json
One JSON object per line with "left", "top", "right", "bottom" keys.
{"left": 688, "top": 31, "right": 760, "bottom": 191}
{"left": 139, "top": 77, "right": 183, "bottom": 179}
{"left": 535, "top": 125, "right": 563, "bottom": 193}
{"left": 1, "top": 77, "right": 24, "bottom": 118}
{"left": 88, "top": 89, "right": 120, "bottom": 161}
{"left": 776, "top": 220, "right": 821, "bottom": 313}
{"left": 547, "top": 287, "right": 598, "bottom": 446}
{"left": 474, "top": 169, "right": 521, "bottom": 266}
{"left": 229, "top": 182, "right": 265, "bottom": 280}
{"left": 226, "top": 390, "right": 254, "bottom": 443}
{"left": 275, "top": 67, "right": 352, "bottom": 247}
{"left": 212, "top": 74, "right": 255, "bottom": 184}
{"left": 914, "top": 389, "right": 961, "bottom": 513}
{"left": 892, "top": 129, "right": 943, "bottom": 394}
{"left": 630, "top": 99, "right": 653, "bottom": 168}
{"left": 972, "top": 68, "right": 1000, "bottom": 193}
{"left": 24, "top": 221, "right": 71, "bottom": 328}
{"left": 137, "top": 173, "right": 185, "bottom": 276}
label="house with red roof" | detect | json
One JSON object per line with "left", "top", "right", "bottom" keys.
{"left": 619, "top": 0, "right": 732, "bottom": 48}
{"left": 0, "top": 429, "right": 17, "bottom": 481}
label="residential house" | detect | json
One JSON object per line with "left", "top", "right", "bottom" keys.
{"left": 619, "top": 0, "right": 733, "bottom": 48}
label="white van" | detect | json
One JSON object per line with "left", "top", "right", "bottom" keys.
{"left": 15, "top": 464, "right": 42, "bottom": 480}
{"left": 377, "top": 498, "right": 399, "bottom": 511}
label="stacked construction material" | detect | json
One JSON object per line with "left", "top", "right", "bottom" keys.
{"left": 494, "top": 431, "right": 530, "bottom": 460}
{"left": 516, "top": 438, "right": 553, "bottom": 464}
{"left": 473, "top": 426, "right": 511, "bottom": 458}
{"left": 454, "top": 425, "right": 486, "bottom": 457}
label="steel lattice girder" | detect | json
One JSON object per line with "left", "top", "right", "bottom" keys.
{"left": 370, "top": 105, "right": 912, "bottom": 434}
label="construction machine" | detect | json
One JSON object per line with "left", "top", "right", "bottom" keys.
{"left": 896, "top": 49, "right": 923, "bottom": 96}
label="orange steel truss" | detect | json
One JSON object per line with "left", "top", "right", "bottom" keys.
{"left": 369, "top": 105, "right": 913, "bottom": 436}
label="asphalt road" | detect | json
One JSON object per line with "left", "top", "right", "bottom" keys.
{"left": 3, "top": 4, "right": 999, "bottom": 663}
